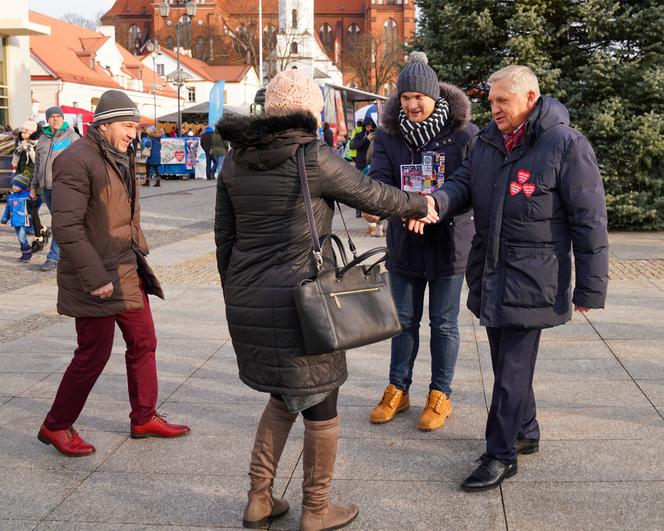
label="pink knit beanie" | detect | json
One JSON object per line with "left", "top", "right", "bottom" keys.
{"left": 265, "top": 70, "right": 323, "bottom": 119}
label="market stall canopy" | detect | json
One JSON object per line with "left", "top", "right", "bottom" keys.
{"left": 60, "top": 105, "right": 94, "bottom": 124}
{"left": 324, "top": 83, "right": 388, "bottom": 104}
{"left": 158, "top": 102, "right": 250, "bottom": 123}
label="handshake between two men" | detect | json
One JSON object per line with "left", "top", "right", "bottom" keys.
{"left": 362, "top": 194, "right": 439, "bottom": 235}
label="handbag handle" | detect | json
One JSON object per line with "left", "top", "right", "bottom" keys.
{"left": 319, "top": 233, "right": 348, "bottom": 267}
{"left": 336, "top": 246, "right": 389, "bottom": 278}
{"left": 297, "top": 146, "right": 324, "bottom": 270}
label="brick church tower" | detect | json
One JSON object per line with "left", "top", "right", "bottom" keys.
{"left": 101, "top": 0, "right": 416, "bottom": 91}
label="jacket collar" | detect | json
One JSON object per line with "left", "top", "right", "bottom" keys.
{"left": 43, "top": 122, "right": 70, "bottom": 138}
{"left": 381, "top": 82, "right": 472, "bottom": 137}
{"left": 481, "top": 96, "right": 570, "bottom": 149}
{"left": 217, "top": 112, "right": 318, "bottom": 171}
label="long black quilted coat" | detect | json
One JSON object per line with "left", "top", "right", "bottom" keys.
{"left": 215, "top": 112, "right": 428, "bottom": 395}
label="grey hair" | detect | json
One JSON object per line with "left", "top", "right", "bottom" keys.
{"left": 489, "top": 65, "right": 540, "bottom": 97}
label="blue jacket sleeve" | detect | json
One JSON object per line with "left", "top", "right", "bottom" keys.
{"left": 431, "top": 155, "right": 473, "bottom": 220}
{"left": 1, "top": 202, "right": 9, "bottom": 223}
{"left": 559, "top": 135, "right": 609, "bottom": 309}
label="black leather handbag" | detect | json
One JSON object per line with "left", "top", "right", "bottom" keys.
{"left": 292, "top": 146, "right": 402, "bottom": 355}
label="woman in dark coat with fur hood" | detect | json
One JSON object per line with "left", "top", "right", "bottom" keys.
{"left": 366, "top": 52, "right": 478, "bottom": 433}
{"left": 215, "top": 70, "right": 436, "bottom": 531}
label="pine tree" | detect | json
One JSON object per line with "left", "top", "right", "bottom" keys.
{"left": 415, "top": 0, "right": 664, "bottom": 229}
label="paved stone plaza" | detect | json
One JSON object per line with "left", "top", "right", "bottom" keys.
{"left": 1, "top": 180, "right": 664, "bottom": 530}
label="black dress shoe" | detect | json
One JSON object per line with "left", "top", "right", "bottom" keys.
{"left": 461, "top": 454, "right": 517, "bottom": 492}
{"left": 516, "top": 437, "right": 539, "bottom": 455}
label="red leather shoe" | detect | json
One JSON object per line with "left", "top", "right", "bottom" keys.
{"left": 37, "top": 424, "right": 96, "bottom": 457}
{"left": 130, "top": 414, "right": 190, "bottom": 439}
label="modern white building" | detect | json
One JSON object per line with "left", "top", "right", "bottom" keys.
{"left": 144, "top": 47, "right": 260, "bottom": 111}
{"left": 0, "top": 1, "right": 49, "bottom": 127}
{"left": 28, "top": 11, "right": 179, "bottom": 121}
{"left": 270, "top": 0, "right": 343, "bottom": 86}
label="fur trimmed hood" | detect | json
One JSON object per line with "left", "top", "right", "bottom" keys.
{"left": 217, "top": 112, "right": 318, "bottom": 171}
{"left": 381, "top": 82, "right": 472, "bottom": 136}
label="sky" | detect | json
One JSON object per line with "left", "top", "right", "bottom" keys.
{"left": 28, "top": 0, "right": 117, "bottom": 21}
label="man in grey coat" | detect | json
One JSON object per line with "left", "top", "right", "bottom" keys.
{"left": 30, "top": 106, "right": 79, "bottom": 271}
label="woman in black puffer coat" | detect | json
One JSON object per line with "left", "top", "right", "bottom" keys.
{"left": 215, "top": 70, "right": 434, "bottom": 531}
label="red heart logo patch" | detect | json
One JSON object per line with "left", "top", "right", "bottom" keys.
{"left": 174, "top": 151, "right": 185, "bottom": 162}
{"left": 522, "top": 183, "right": 536, "bottom": 197}
{"left": 517, "top": 169, "right": 531, "bottom": 184}
{"left": 509, "top": 182, "right": 522, "bottom": 196}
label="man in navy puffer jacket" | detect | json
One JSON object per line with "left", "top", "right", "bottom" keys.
{"left": 366, "top": 52, "right": 477, "bottom": 433}
{"left": 411, "top": 65, "right": 609, "bottom": 491}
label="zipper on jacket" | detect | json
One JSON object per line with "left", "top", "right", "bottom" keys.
{"left": 329, "top": 287, "right": 380, "bottom": 309}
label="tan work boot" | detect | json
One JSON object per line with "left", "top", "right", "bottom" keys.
{"left": 418, "top": 390, "right": 452, "bottom": 432}
{"left": 299, "top": 416, "right": 359, "bottom": 531}
{"left": 243, "top": 397, "right": 298, "bottom": 529}
{"left": 369, "top": 384, "right": 409, "bottom": 424}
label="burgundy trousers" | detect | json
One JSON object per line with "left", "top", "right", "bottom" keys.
{"left": 44, "top": 288, "right": 158, "bottom": 431}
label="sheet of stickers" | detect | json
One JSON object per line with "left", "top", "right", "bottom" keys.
{"left": 400, "top": 152, "right": 446, "bottom": 194}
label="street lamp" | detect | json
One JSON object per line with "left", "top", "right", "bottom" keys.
{"left": 146, "top": 40, "right": 162, "bottom": 127}
{"left": 159, "top": 0, "right": 197, "bottom": 136}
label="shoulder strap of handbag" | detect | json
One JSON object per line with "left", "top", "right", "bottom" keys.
{"left": 296, "top": 145, "right": 359, "bottom": 269}
{"left": 297, "top": 146, "right": 324, "bottom": 271}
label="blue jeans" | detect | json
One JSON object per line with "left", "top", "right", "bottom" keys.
{"left": 389, "top": 271, "right": 464, "bottom": 396}
{"left": 43, "top": 188, "right": 59, "bottom": 261}
{"left": 205, "top": 154, "right": 217, "bottom": 178}
{"left": 15, "top": 226, "right": 30, "bottom": 253}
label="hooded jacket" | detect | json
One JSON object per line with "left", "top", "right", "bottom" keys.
{"left": 432, "top": 96, "right": 609, "bottom": 329}
{"left": 350, "top": 117, "right": 376, "bottom": 169}
{"left": 1, "top": 189, "right": 31, "bottom": 227}
{"left": 31, "top": 122, "right": 80, "bottom": 192}
{"left": 371, "top": 82, "right": 477, "bottom": 279}
{"left": 215, "top": 112, "right": 428, "bottom": 396}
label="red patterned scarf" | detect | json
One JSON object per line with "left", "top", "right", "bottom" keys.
{"left": 502, "top": 121, "right": 526, "bottom": 154}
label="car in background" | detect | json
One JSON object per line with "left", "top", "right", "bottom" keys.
{"left": 0, "top": 133, "right": 16, "bottom": 200}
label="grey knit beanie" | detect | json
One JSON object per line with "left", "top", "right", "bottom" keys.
{"left": 397, "top": 52, "right": 440, "bottom": 99}
{"left": 93, "top": 90, "right": 140, "bottom": 125}
{"left": 45, "top": 106, "right": 64, "bottom": 121}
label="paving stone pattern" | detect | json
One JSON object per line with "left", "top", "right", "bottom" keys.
{"left": 1, "top": 185, "right": 664, "bottom": 529}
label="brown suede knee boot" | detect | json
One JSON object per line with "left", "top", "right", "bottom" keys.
{"left": 299, "top": 416, "right": 358, "bottom": 531}
{"left": 243, "top": 397, "right": 298, "bottom": 529}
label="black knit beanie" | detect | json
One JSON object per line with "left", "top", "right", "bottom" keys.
{"left": 93, "top": 90, "right": 140, "bottom": 125}
{"left": 397, "top": 52, "right": 440, "bottom": 99}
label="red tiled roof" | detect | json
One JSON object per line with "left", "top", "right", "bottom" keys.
{"left": 157, "top": 48, "right": 215, "bottom": 81}
{"left": 205, "top": 65, "right": 251, "bottom": 83}
{"left": 29, "top": 10, "right": 177, "bottom": 98}
{"left": 157, "top": 48, "right": 252, "bottom": 82}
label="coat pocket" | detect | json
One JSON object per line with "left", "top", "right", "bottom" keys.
{"left": 502, "top": 243, "right": 558, "bottom": 308}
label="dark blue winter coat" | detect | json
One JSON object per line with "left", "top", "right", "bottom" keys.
{"left": 432, "top": 96, "right": 609, "bottom": 329}
{"left": 370, "top": 83, "right": 477, "bottom": 279}
{"left": 146, "top": 136, "right": 161, "bottom": 165}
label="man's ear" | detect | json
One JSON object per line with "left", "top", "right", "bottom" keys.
{"left": 527, "top": 90, "right": 538, "bottom": 109}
